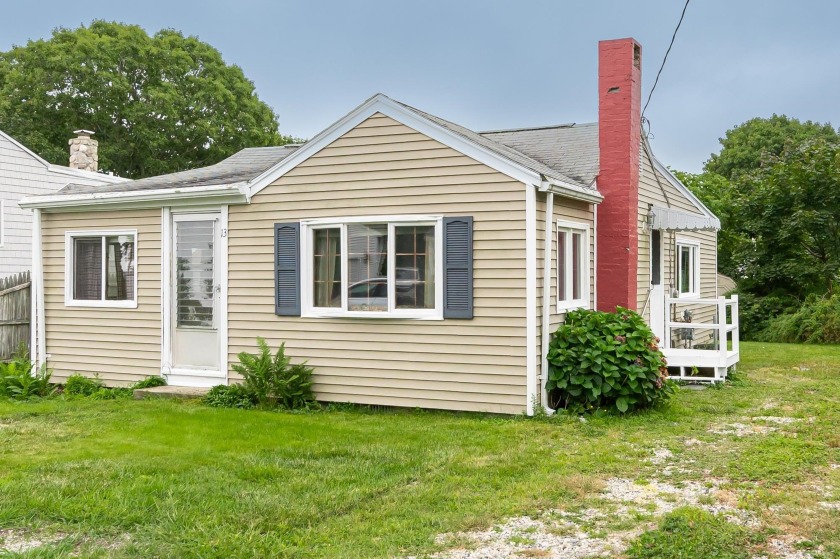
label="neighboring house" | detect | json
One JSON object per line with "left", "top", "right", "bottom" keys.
{"left": 21, "top": 38, "right": 737, "bottom": 414}
{"left": 0, "top": 130, "right": 125, "bottom": 278}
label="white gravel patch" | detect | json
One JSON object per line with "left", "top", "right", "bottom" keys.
{"left": 649, "top": 448, "right": 674, "bottom": 465}
{"left": 709, "top": 422, "right": 778, "bottom": 436}
{"left": 0, "top": 529, "right": 64, "bottom": 554}
{"left": 753, "top": 537, "right": 819, "bottom": 559}
{"left": 818, "top": 501, "right": 840, "bottom": 510}
{"left": 752, "top": 416, "right": 801, "bottom": 425}
{"left": 416, "top": 477, "right": 760, "bottom": 559}
{"left": 684, "top": 438, "right": 704, "bottom": 447}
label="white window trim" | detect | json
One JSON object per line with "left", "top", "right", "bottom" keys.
{"left": 301, "top": 215, "right": 444, "bottom": 320}
{"left": 64, "top": 229, "right": 139, "bottom": 308}
{"left": 556, "top": 219, "right": 590, "bottom": 313}
{"left": 675, "top": 237, "right": 701, "bottom": 299}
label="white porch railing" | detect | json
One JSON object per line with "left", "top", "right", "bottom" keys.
{"left": 662, "top": 295, "right": 739, "bottom": 382}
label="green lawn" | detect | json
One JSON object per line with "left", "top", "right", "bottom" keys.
{"left": 0, "top": 342, "right": 838, "bottom": 558}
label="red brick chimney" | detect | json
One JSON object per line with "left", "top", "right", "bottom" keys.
{"left": 596, "top": 38, "right": 642, "bottom": 312}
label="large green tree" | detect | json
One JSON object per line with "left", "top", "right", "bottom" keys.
{"left": 739, "top": 138, "right": 840, "bottom": 297}
{"left": 705, "top": 114, "right": 838, "bottom": 181}
{"left": 0, "top": 21, "right": 291, "bottom": 178}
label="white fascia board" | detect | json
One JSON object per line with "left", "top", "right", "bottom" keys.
{"left": 246, "top": 94, "right": 544, "bottom": 199}
{"left": 19, "top": 183, "right": 248, "bottom": 212}
{"left": 46, "top": 165, "right": 128, "bottom": 184}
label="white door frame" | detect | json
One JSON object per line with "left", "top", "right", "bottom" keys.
{"left": 649, "top": 230, "right": 666, "bottom": 341}
{"left": 160, "top": 206, "right": 229, "bottom": 387}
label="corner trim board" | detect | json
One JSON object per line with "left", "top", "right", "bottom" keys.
{"left": 525, "top": 183, "right": 538, "bottom": 415}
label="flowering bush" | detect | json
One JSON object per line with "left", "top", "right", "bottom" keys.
{"left": 546, "top": 307, "right": 674, "bottom": 413}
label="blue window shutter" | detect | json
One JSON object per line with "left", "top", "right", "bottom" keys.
{"left": 274, "top": 222, "right": 301, "bottom": 316}
{"left": 443, "top": 216, "right": 473, "bottom": 319}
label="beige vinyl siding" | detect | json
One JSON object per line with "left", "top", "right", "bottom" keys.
{"left": 535, "top": 192, "right": 596, "bottom": 395}
{"left": 41, "top": 209, "right": 162, "bottom": 384}
{"left": 228, "top": 113, "right": 528, "bottom": 414}
{"left": 636, "top": 146, "right": 718, "bottom": 339}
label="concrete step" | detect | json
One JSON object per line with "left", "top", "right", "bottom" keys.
{"left": 133, "top": 386, "right": 209, "bottom": 400}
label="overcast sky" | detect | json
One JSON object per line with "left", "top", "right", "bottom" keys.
{"left": 2, "top": 0, "right": 838, "bottom": 172}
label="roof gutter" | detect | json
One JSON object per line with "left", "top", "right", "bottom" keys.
{"left": 540, "top": 178, "right": 603, "bottom": 204}
{"left": 19, "top": 183, "right": 249, "bottom": 212}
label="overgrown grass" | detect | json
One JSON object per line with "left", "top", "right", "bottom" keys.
{"left": 0, "top": 341, "right": 838, "bottom": 558}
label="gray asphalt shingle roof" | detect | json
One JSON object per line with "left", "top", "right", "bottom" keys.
{"left": 58, "top": 145, "right": 300, "bottom": 194}
{"left": 480, "top": 123, "right": 600, "bottom": 186}
{"left": 55, "top": 97, "right": 603, "bottom": 197}
{"left": 395, "top": 101, "right": 596, "bottom": 189}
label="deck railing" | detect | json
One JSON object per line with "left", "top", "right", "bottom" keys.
{"left": 662, "top": 294, "right": 739, "bottom": 382}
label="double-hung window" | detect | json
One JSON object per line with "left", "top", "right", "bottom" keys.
{"left": 556, "top": 220, "right": 589, "bottom": 312}
{"left": 302, "top": 216, "right": 442, "bottom": 319}
{"left": 676, "top": 238, "right": 700, "bottom": 298}
{"left": 65, "top": 230, "right": 137, "bottom": 308}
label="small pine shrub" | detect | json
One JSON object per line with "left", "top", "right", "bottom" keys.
{"left": 232, "top": 338, "right": 315, "bottom": 409}
{"left": 132, "top": 376, "right": 167, "bottom": 389}
{"left": 546, "top": 307, "right": 674, "bottom": 414}
{"left": 64, "top": 374, "right": 103, "bottom": 396}
{"left": 203, "top": 384, "right": 255, "bottom": 409}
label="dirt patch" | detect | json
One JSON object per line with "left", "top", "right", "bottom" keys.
{"left": 754, "top": 536, "right": 821, "bottom": 559}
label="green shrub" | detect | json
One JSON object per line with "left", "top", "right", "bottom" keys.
{"left": 0, "top": 348, "right": 55, "bottom": 400}
{"left": 738, "top": 291, "right": 798, "bottom": 340}
{"left": 232, "top": 338, "right": 315, "bottom": 409}
{"left": 89, "top": 387, "right": 133, "bottom": 400}
{"left": 759, "top": 293, "right": 840, "bottom": 344}
{"left": 132, "top": 376, "right": 167, "bottom": 389}
{"left": 64, "top": 374, "right": 103, "bottom": 396}
{"left": 546, "top": 307, "right": 674, "bottom": 414}
{"left": 203, "top": 384, "right": 256, "bottom": 409}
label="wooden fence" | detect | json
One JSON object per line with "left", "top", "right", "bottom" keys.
{"left": 0, "top": 271, "right": 31, "bottom": 361}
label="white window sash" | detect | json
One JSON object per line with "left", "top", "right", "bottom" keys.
{"left": 556, "top": 219, "right": 590, "bottom": 313}
{"left": 301, "top": 215, "right": 443, "bottom": 320}
{"left": 64, "top": 229, "right": 139, "bottom": 308}
{"left": 675, "top": 238, "right": 701, "bottom": 298}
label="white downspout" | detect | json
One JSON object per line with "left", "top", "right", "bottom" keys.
{"left": 540, "top": 191, "right": 554, "bottom": 413}
{"left": 31, "top": 208, "right": 46, "bottom": 370}
{"left": 525, "top": 183, "right": 538, "bottom": 415}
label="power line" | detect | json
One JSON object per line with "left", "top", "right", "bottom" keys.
{"left": 642, "top": 0, "right": 691, "bottom": 117}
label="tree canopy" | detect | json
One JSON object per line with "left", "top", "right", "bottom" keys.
{"left": 677, "top": 116, "right": 840, "bottom": 337}
{"left": 704, "top": 114, "right": 838, "bottom": 181}
{"left": 0, "top": 21, "right": 293, "bottom": 178}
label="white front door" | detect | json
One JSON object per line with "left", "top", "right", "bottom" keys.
{"left": 649, "top": 230, "right": 666, "bottom": 341}
{"left": 169, "top": 212, "right": 223, "bottom": 385}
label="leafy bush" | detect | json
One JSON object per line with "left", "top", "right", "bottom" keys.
{"left": 203, "top": 384, "right": 256, "bottom": 409}
{"left": 231, "top": 338, "right": 315, "bottom": 409}
{"left": 0, "top": 348, "right": 55, "bottom": 400}
{"left": 64, "top": 374, "right": 103, "bottom": 396}
{"left": 546, "top": 307, "right": 673, "bottom": 414}
{"left": 738, "top": 291, "right": 799, "bottom": 340}
{"left": 758, "top": 293, "right": 840, "bottom": 344}
{"left": 132, "top": 376, "right": 167, "bottom": 389}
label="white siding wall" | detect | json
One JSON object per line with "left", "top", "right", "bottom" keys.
{"left": 0, "top": 134, "right": 116, "bottom": 278}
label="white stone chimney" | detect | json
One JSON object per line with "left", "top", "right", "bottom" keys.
{"left": 68, "top": 130, "right": 98, "bottom": 172}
